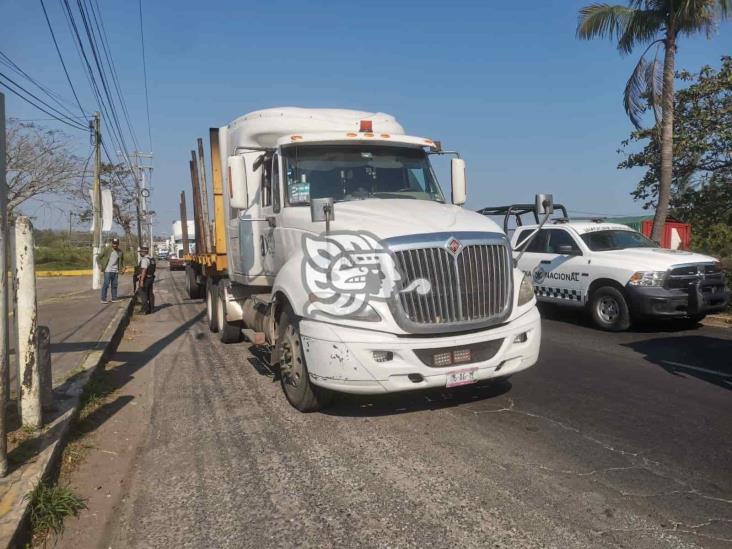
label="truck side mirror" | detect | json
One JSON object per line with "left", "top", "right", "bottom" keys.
{"left": 451, "top": 158, "right": 467, "bottom": 206}
{"left": 311, "top": 197, "right": 334, "bottom": 233}
{"left": 535, "top": 193, "right": 553, "bottom": 215}
{"left": 227, "top": 156, "right": 249, "bottom": 209}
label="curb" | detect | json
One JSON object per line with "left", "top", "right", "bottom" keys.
{"left": 36, "top": 269, "right": 93, "bottom": 277}
{"left": 702, "top": 314, "right": 732, "bottom": 328}
{"left": 0, "top": 297, "right": 135, "bottom": 548}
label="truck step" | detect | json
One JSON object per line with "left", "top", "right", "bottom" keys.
{"left": 242, "top": 329, "right": 266, "bottom": 345}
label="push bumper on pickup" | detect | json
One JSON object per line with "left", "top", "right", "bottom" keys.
{"left": 298, "top": 307, "right": 541, "bottom": 394}
{"left": 626, "top": 279, "right": 730, "bottom": 318}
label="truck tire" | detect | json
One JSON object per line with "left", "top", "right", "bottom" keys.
{"left": 276, "top": 309, "right": 332, "bottom": 412}
{"left": 590, "top": 286, "right": 631, "bottom": 331}
{"left": 206, "top": 279, "right": 219, "bottom": 333}
{"left": 216, "top": 284, "right": 242, "bottom": 343}
{"left": 186, "top": 265, "right": 203, "bottom": 300}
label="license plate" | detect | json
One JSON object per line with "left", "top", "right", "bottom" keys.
{"left": 446, "top": 368, "right": 477, "bottom": 388}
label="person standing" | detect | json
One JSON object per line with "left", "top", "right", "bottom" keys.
{"left": 137, "top": 246, "right": 156, "bottom": 314}
{"left": 97, "top": 237, "right": 125, "bottom": 304}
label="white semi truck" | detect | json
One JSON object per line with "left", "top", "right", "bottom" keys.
{"left": 185, "top": 108, "right": 541, "bottom": 411}
{"left": 169, "top": 220, "right": 195, "bottom": 270}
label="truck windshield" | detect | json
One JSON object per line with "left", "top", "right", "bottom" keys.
{"left": 580, "top": 230, "right": 658, "bottom": 251}
{"left": 282, "top": 145, "right": 445, "bottom": 205}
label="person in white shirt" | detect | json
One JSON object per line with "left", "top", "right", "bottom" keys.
{"left": 97, "top": 237, "right": 125, "bottom": 303}
{"left": 137, "top": 246, "right": 155, "bottom": 314}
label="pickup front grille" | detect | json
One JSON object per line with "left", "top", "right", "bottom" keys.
{"left": 391, "top": 241, "right": 512, "bottom": 330}
{"left": 666, "top": 263, "right": 724, "bottom": 290}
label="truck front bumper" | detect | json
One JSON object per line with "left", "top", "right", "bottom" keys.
{"left": 298, "top": 306, "right": 541, "bottom": 394}
{"left": 626, "top": 281, "right": 730, "bottom": 318}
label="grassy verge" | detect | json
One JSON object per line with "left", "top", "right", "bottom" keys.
{"left": 27, "top": 370, "right": 116, "bottom": 547}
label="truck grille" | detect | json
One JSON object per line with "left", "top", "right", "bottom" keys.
{"left": 391, "top": 241, "right": 512, "bottom": 331}
{"left": 666, "top": 263, "right": 724, "bottom": 290}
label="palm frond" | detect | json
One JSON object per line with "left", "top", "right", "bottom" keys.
{"left": 577, "top": 4, "right": 636, "bottom": 40}
{"left": 644, "top": 46, "right": 664, "bottom": 124}
{"left": 624, "top": 54, "right": 651, "bottom": 129}
{"left": 617, "top": 9, "right": 664, "bottom": 53}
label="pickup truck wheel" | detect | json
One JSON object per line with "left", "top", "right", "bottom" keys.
{"left": 590, "top": 286, "right": 631, "bottom": 331}
{"left": 206, "top": 280, "right": 219, "bottom": 333}
{"left": 216, "top": 285, "right": 242, "bottom": 343}
{"left": 277, "top": 310, "right": 332, "bottom": 412}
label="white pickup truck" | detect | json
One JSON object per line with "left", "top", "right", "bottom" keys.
{"left": 481, "top": 204, "right": 729, "bottom": 331}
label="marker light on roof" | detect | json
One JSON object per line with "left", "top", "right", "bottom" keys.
{"left": 359, "top": 120, "right": 373, "bottom": 132}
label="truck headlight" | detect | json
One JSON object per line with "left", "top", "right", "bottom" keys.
{"left": 518, "top": 275, "right": 535, "bottom": 306}
{"left": 338, "top": 303, "right": 382, "bottom": 322}
{"left": 628, "top": 271, "right": 666, "bottom": 287}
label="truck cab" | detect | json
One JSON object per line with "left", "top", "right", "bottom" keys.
{"left": 194, "top": 108, "right": 541, "bottom": 411}
{"left": 503, "top": 213, "right": 729, "bottom": 331}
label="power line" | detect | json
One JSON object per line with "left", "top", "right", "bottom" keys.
{"left": 0, "top": 72, "right": 87, "bottom": 130}
{"left": 58, "top": 0, "right": 140, "bottom": 186}
{"left": 38, "top": 0, "right": 87, "bottom": 118}
{"left": 87, "top": 0, "right": 140, "bottom": 152}
{"left": 0, "top": 50, "right": 79, "bottom": 119}
{"left": 138, "top": 0, "right": 152, "bottom": 151}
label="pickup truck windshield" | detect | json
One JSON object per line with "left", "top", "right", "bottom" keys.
{"left": 580, "top": 230, "right": 657, "bottom": 251}
{"left": 282, "top": 145, "right": 445, "bottom": 205}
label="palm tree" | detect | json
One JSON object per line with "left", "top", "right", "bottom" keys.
{"left": 577, "top": 0, "right": 729, "bottom": 241}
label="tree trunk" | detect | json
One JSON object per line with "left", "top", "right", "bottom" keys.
{"left": 651, "top": 30, "right": 676, "bottom": 243}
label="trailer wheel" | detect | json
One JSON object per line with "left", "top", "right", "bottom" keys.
{"left": 276, "top": 309, "right": 332, "bottom": 412}
{"left": 186, "top": 265, "right": 203, "bottom": 300}
{"left": 216, "top": 284, "right": 242, "bottom": 343}
{"left": 206, "top": 279, "right": 219, "bottom": 333}
{"left": 590, "top": 286, "right": 631, "bottom": 331}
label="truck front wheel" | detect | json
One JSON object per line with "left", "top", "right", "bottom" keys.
{"left": 276, "top": 309, "right": 332, "bottom": 412}
{"left": 590, "top": 286, "right": 631, "bottom": 331}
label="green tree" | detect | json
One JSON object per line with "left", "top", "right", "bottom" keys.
{"left": 577, "top": 0, "right": 730, "bottom": 242}
{"left": 618, "top": 56, "right": 732, "bottom": 256}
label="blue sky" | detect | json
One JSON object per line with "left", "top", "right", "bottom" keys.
{"left": 2, "top": 0, "right": 730, "bottom": 234}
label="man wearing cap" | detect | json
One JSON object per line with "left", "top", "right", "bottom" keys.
{"left": 137, "top": 246, "right": 155, "bottom": 314}
{"left": 97, "top": 237, "right": 125, "bottom": 303}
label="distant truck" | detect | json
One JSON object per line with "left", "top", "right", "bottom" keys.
{"left": 169, "top": 220, "right": 195, "bottom": 270}
{"left": 184, "top": 108, "right": 541, "bottom": 412}
{"left": 481, "top": 203, "right": 729, "bottom": 331}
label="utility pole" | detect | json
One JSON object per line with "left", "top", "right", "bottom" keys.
{"left": 91, "top": 112, "right": 102, "bottom": 290}
{"left": 0, "top": 93, "right": 10, "bottom": 476}
{"left": 133, "top": 152, "right": 153, "bottom": 251}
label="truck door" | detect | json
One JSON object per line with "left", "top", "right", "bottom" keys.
{"left": 259, "top": 152, "right": 280, "bottom": 277}
{"left": 515, "top": 228, "right": 585, "bottom": 305}
{"left": 233, "top": 152, "right": 270, "bottom": 284}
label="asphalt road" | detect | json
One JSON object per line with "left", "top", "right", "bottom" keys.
{"left": 59, "top": 270, "right": 732, "bottom": 548}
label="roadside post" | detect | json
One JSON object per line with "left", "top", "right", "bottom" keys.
{"left": 0, "top": 92, "right": 10, "bottom": 474}
{"left": 37, "top": 326, "right": 53, "bottom": 409}
{"left": 14, "top": 216, "right": 42, "bottom": 429}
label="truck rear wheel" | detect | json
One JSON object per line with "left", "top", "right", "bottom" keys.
{"left": 186, "top": 265, "right": 203, "bottom": 300}
{"left": 276, "top": 309, "right": 332, "bottom": 412}
{"left": 206, "top": 279, "right": 219, "bottom": 333}
{"left": 216, "top": 284, "right": 242, "bottom": 343}
{"left": 590, "top": 286, "right": 631, "bottom": 331}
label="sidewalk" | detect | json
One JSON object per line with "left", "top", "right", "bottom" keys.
{"left": 0, "top": 273, "right": 137, "bottom": 547}
{"left": 10, "top": 274, "right": 137, "bottom": 389}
